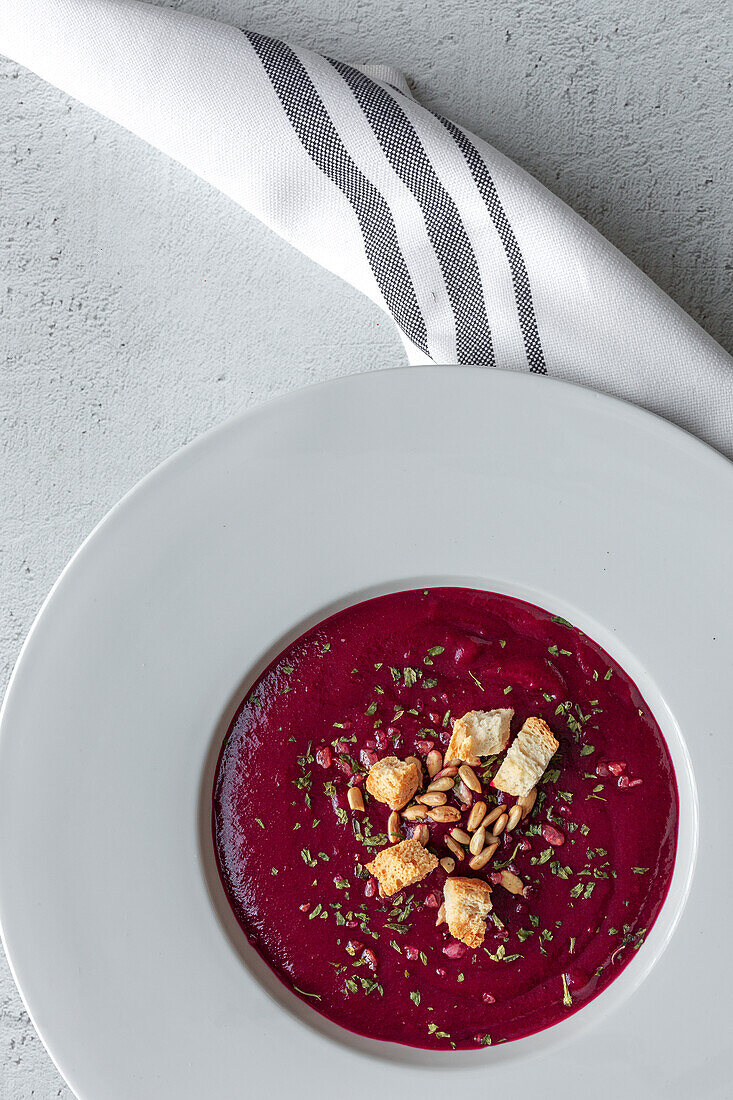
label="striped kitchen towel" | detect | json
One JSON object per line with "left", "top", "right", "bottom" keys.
{"left": 1, "top": 0, "right": 731, "bottom": 456}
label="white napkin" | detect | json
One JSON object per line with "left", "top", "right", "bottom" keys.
{"left": 1, "top": 0, "right": 731, "bottom": 457}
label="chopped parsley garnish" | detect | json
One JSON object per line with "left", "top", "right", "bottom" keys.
{"left": 561, "top": 973, "right": 573, "bottom": 1007}
{"left": 294, "top": 986, "right": 321, "bottom": 1000}
{"left": 410, "top": 990, "right": 421, "bottom": 1005}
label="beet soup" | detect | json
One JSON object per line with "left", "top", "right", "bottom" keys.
{"left": 212, "top": 588, "right": 678, "bottom": 1050}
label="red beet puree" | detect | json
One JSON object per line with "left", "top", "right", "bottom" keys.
{"left": 213, "top": 588, "right": 678, "bottom": 1050}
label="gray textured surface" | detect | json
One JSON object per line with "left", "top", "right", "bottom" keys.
{"left": 0, "top": 0, "right": 730, "bottom": 1095}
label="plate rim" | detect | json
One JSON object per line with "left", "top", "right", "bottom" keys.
{"left": 0, "top": 365, "right": 730, "bottom": 1097}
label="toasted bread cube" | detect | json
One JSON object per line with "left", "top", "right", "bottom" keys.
{"left": 444, "top": 877, "right": 493, "bottom": 948}
{"left": 365, "top": 837, "right": 438, "bottom": 897}
{"left": 445, "top": 709, "right": 514, "bottom": 765}
{"left": 365, "top": 756, "right": 420, "bottom": 811}
{"left": 492, "top": 716, "right": 559, "bottom": 796}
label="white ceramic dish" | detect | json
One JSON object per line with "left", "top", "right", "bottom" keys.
{"left": 0, "top": 367, "right": 731, "bottom": 1099}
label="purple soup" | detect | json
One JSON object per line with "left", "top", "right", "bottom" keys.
{"left": 213, "top": 588, "right": 678, "bottom": 1050}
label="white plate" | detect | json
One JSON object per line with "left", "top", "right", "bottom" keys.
{"left": 1, "top": 367, "right": 731, "bottom": 1099}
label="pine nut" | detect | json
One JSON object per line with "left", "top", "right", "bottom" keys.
{"left": 484, "top": 803, "right": 507, "bottom": 827}
{"left": 498, "top": 870, "right": 525, "bottom": 895}
{"left": 506, "top": 804, "right": 523, "bottom": 831}
{"left": 435, "top": 902, "right": 446, "bottom": 927}
{"left": 467, "top": 801, "right": 487, "bottom": 832}
{"left": 469, "top": 841, "right": 499, "bottom": 870}
{"left": 388, "top": 811, "right": 402, "bottom": 843}
{"left": 434, "top": 765, "right": 459, "bottom": 779}
{"left": 401, "top": 803, "right": 429, "bottom": 820}
{"left": 458, "top": 764, "right": 482, "bottom": 793}
{"left": 427, "top": 805, "right": 461, "bottom": 823}
{"left": 449, "top": 827, "right": 472, "bottom": 846}
{"left": 427, "top": 777, "right": 454, "bottom": 793}
{"left": 417, "top": 791, "right": 448, "bottom": 806}
{"left": 347, "top": 787, "right": 365, "bottom": 812}
{"left": 491, "top": 812, "right": 509, "bottom": 836}
{"left": 426, "top": 750, "right": 443, "bottom": 777}
{"left": 413, "top": 823, "right": 430, "bottom": 846}
{"left": 440, "top": 857, "right": 455, "bottom": 874}
{"left": 469, "top": 825, "right": 486, "bottom": 856}
{"left": 444, "top": 836, "right": 465, "bottom": 861}
{"left": 518, "top": 786, "right": 537, "bottom": 819}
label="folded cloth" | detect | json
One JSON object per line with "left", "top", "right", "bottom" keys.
{"left": 1, "top": 0, "right": 731, "bottom": 456}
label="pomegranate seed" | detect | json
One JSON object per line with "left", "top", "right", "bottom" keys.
{"left": 617, "top": 775, "right": 630, "bottom": 789}
{"left": 333, "top": 740, "right": 349, "bottom": 754}
{"left": 364, "top": 877, "right": 377, "bottom": 898}
{"left": 607, "top": 761, "right": 627, "bottom": 777}
{"left": 404, "top": 946, "right": 419, "bottom": 961}
{"left": 346, "top": 920, "right": 358, "bottom": 928}
{"left": 315, "top": 746, "right": 332, "bottom": 768}
{"left": 347, "top": 940, "right": 364, "bottom": 955}
{"left": 595, "top": 762, "right": 611, "bottom": 778}
{"left": 415, "top": 739, "right": 434, "bottom": 755}
{"left": 299, "top": 903, "right": 311, "bottom": 913}
{"left": 542, "top": 825, "right": 565, "bottom": 846}
{"left": 482, "top": 992, "right": 495, "bottom": 1004}
{"left": 440, "top": 693, "right": 450, "bottom": 706}
{"left": 360, "top": 749, "right": 379, "bottom": 768}
{"left": 628, "top": 777, "right": 643, "bottom": 787}
{"left": 363, "top": 948, "right": 378, "bottom": 970}
{"left": 558, "top": 803, "right": 572, "bottom": 817}
{"left": 518, "top": 837, "right": 531, "bottom": 851}
{"left": 375, "top": 732, "right": 388, "bottom": 751}
{"left": 489, "top": 872, "right": 502, "bottom": 885}
{"left": 436, "top": 967, "right": 447, "bottom": 977}
{"left": 424, "top": 892, "right": 440, "bottom": 909}
{"left": 429, "top": 712, "right": 442, "bottom": 725}
{"left": 365, "top": 738, "right": 376, "bottom": 751}
{"left": 336, "top": 759, "right": 352, "bottom": 778}
{"left": 443, "top": 941, "right": 467, "bottom": 959}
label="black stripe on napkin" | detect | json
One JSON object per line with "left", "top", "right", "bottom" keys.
{"left": 330, "top": 59, "right": 495, "bottom": 367}
{"left": 244, "top": 32, "right": 429, "bottom": 356}
{"left": 438, "top": 117, "right": 547, "bottom": 374}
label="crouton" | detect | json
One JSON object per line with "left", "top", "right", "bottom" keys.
{"left": 443, "top": 877, "right": 493, "bottom": 948}
{"left": 365, "top": 756, "right": 420, "bottom": 811}
{"left": 445, "top": 709, "right": 514, "bottom": 765}
{"left": 492, "top": 716, "right": 559, "bottom": 796}
{"left": 365, "top": 837, "right": 438, "bottom": 897}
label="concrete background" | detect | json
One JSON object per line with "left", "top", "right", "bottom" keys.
{"left": 0, "top": 0, "right": 730, "bottom": 1095}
